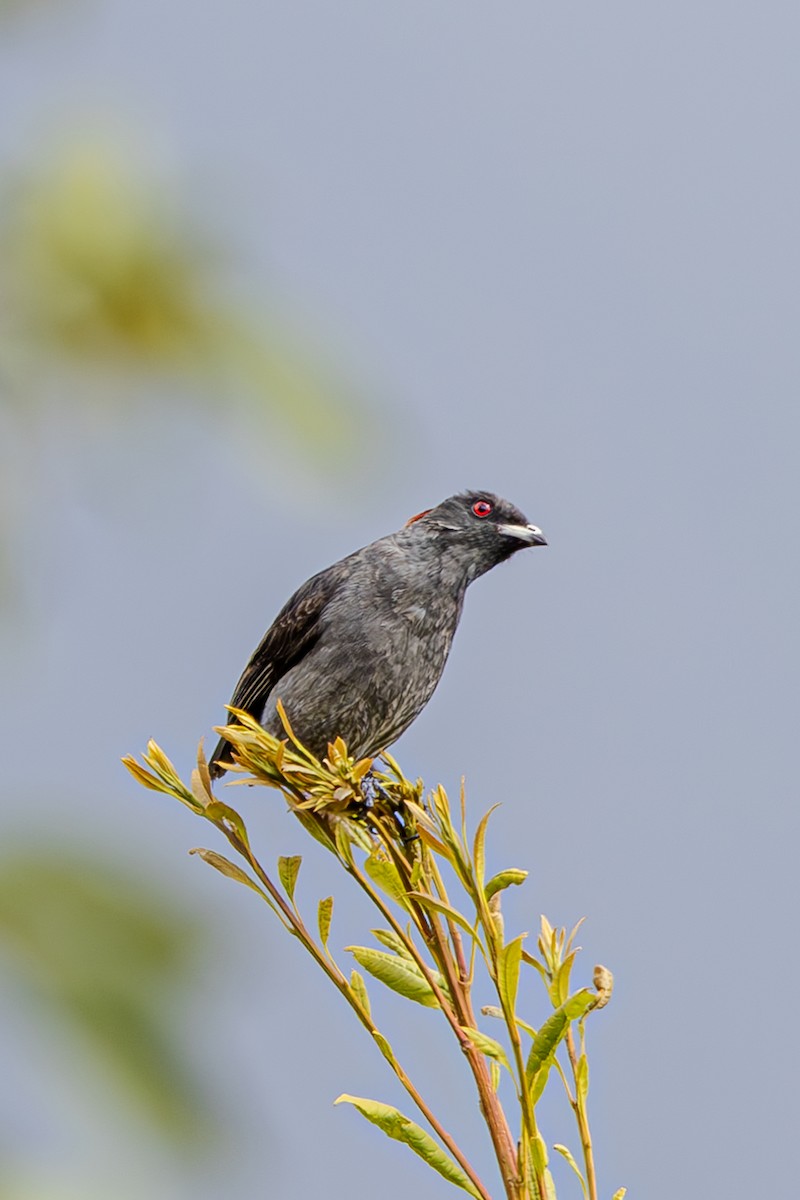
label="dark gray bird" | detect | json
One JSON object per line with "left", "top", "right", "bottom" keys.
{"left": 209, "top": 491, "right": 546, "bottom": 778}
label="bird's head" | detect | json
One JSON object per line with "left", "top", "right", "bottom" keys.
{"left": 405, "top": 491, "right": 546, "bottom": 582}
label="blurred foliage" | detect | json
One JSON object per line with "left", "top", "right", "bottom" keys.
{"left": 0, "top": 134, "right": 371, "bottom": 603}
{"left": 0, "top": 136, "right": 358, "bottom": 449}
{"left": 0, "top": 849, "right": 211, "bottom": 1146}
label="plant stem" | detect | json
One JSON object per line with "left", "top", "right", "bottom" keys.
{"left": 373, "top": 823, "right": 522, "bottom": 1198}
{"left": 348, "top": 856, "right": 522, "bottom": 1200}
{"left": 218, "top": 821, "right": 492, "bottom": 1200}
{"left": 428, "top": 910, "right": 523, "bottom": 1200}
{"left": 566, "top": 1025, "right": 597, "bottom": 1200}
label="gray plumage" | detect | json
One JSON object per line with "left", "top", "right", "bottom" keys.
{"left": 209, "top": 490, "right": 546, "bottom": 777}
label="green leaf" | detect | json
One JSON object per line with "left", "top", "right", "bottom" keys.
{"left": 529, "top": 1058, "right": 552, "bottom": 1105}
{"left": 334, "top": 820, "right": 355, "bottom": 867}
{"left": 484, "top": 868, "right": 528, "bottom": 901}
{"left": 365, "top": 852, "right": 408, "bottom": 905}
{"left": 460, "top": 1026, "right": 512, "bottom": 1075}
{"left": 498, "top": 935, "right": 525, "bottom": 1014}
{"left": 373, "top": 1031, "right": 396, "bottom": 1066}
{"left": 525, "top": 989, "right": 595, "bottom": 1086}
{"left": 406, "top": 892, "right": 476, "bottom": 937}
{"left": 334, "top": 1095, "right": 481, "bottom": 1199}
{"left": 521, "top": 949, "right": 549, "bottom": 982}
{"left": 349, "top": 969, "right": 371, "bottom": 1018}
{"left": 431, "top": 784, "right": 455, "bottom": 834}
{"left": 529, "top": 1131, "right": 550, "bottom": 1173}
{"left": 345, "top": 817, "right": 375, "bottom": 853}
{"left": 611, "top": 1189, "right": 627, "bottom": 1200}
{"left": 278, "top": 855, "right": 302, "bottom": 901}
{"left": 293, "top": 809, "right": 337, "bottom": 853}
{"left": 347, "top": 946, "right": 440, "bottom": 1008}
{"left": 576, "top": 1051, "right": 589, "bottom": 1106}
{"left": 430, "top": 787, "right": 471, "bottom": 884}
{"left": 188, "top": 849, "right": 266, "bottom": 899}
{"left": 550, "top": 948, "right": 578, "bottom": 1007}
{"left": 539, "top": 1169, "right": 557, "bottom": 1200}
{"left": 472, "top": 804, "right": 500, "bottom": 889}
{"left": 204, "top": 798, "right": 251, "bottom": 850}
{"left": 371, "top": 927, "right": 412, "bottom": 957}
{"left": 524, "top": 1138, "right": 556, "bottom": 1200}
{"left": 553, "top": 1144, "right": 588, "bottom": 1199}
{"left": 515, "top": 1015, "right": 538, "bottom": 1039}
{"left": 318, "top": 896, "right": 333, "bottom": 948}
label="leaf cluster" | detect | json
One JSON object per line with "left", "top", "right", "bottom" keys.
{"left": 124, "top": 714, "right": 624, "bottom": 1200}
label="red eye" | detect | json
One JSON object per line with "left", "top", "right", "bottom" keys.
{"left": 472, "top": 500, "right": 493, "bottom": 518}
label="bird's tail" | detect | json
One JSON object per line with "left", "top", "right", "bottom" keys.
{"left": 208, "top": 732, "right": 234, "bottom": 780}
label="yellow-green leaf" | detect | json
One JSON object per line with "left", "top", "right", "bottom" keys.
{"left": 529, "top": 1059, "right": 552, "bottom": 1105}
{"left": 334, "top": 1095, "right": 481, "bottom": 1199}
{"left": 525, "top": 989, "right": 595, "bottom": 1085}
{"left": 365, "top": 852, "right": 408, "bottom": 905}
{"left": 278, "top": 855, "right": 302, "bottom": 901}
{"left": 349, "top": 969, "right": 371, "bottom": 1018}
{"left": 521, "top": 949, "right": 549, "bottom": 982}
{"left": 318, "top": 896, "right": 333, "bottom": 947}
{"left": 334, "top": 821, "right": 355, "bottom": 867}
{"left": 274, "top": 698, "right": 314, "bottom": 757}
{"left": 414, "top": 823, "right": 451, "bottom": 858}
{"left": 205, "top": 798, "right": 251, "bottom": 849}
{"left": 188, "top": 849, "right": 265, "bottom": 899}
{"left": 550, "top": 949, "right": 578, "bottom": 1007}
{"left": 406, "top": 892, "right": 476, "bottom": 937}
{"left": 529, "top": 1130, "right": 550, "bottom": 1173}
{"left": 347, "top": 946, "right": 440, "bottom": 1008}
{"left": 484, "top": 868, "right": 528, "bottom": 901}
{"left": 525, "top": 1151, "right": 557, "bottom": 1200}
{"left": 371, "top": 927, "right": 412, "bottom": 957}
{"left": 373, "top": 1032, "right": 396, "bottom": 1065}
{"left": 472, "top": 804, "right": 500, "bottom": 889}
{"left": 553, "top": 1144, "right": 588, "bottom": 1198}
{"left": 122, "top": 756, "right": 168, "bottom": 793}
{"left": 611, "top": 1189, "right": 627, "bottom": 1200}
{"left": 576, "top": 1051, "right": 589, "bottom": 1106}
{"left": 122, "top": 753, "right": 201, "bottom": 812}
{"left": 498, "top": 935, "right": 525, "bottom": 1014}
{"left": 460, "top": 1026, "right": 512, "bottom": 1075}
{"left": 295, "top": 809, "right": 337, "bottom": 853}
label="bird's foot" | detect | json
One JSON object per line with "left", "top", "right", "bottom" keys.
{"left": 358, "top": 771, "right": 418, "bottom": 846}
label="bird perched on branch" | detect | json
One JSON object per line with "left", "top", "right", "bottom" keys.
{"left": 209, "top": 491, "right": 546, "bottom": 778}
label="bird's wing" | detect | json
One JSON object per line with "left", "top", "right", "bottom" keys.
{"left": 229, "top": 569, "right": 343, "bottom": 713}
{"left": 209, "top": 560, "right": 346, "bottom": 776}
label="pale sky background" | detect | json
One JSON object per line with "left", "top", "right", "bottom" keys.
{"left": 1, "top": 4, "right": 799, "bottom": 1199}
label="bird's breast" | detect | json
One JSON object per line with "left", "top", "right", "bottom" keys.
{"left": 398, "top": 602, "right": 428, "bottom": 627}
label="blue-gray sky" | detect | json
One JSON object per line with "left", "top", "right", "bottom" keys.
{"left": 2, "top": 4, "right": 798, "bottom": 1198}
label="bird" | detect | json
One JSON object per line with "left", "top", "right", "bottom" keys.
{"left": 209, "top": 490, "right": 546, "bottom": 778}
